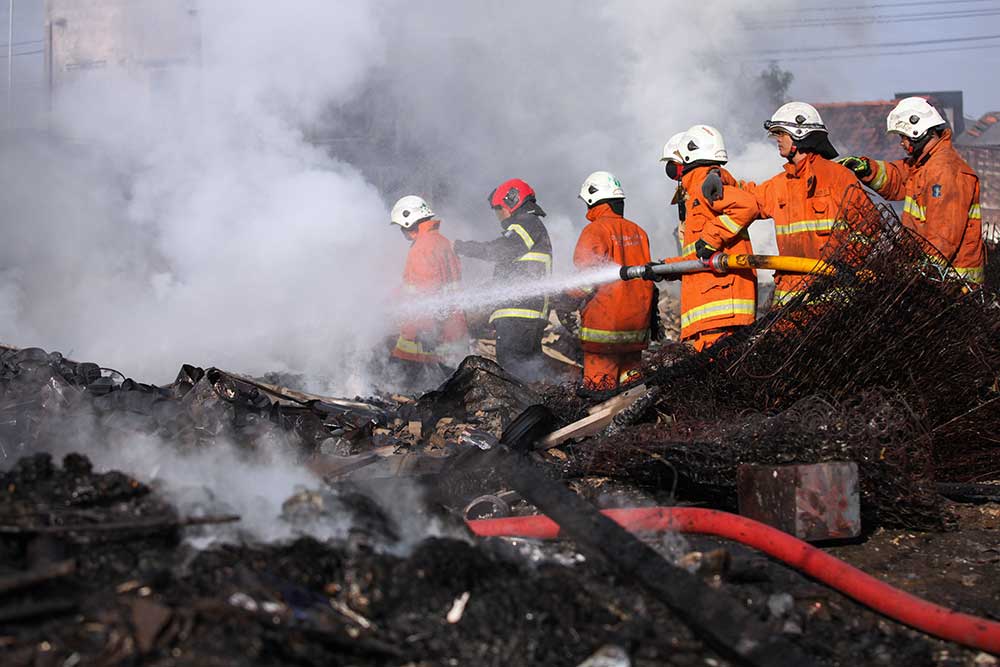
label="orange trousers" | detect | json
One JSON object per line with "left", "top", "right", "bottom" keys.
{"left": 582, "top": 351, "right": 643, "bottom": 391}
{"left": 685, "top": 327, "right": 739, "bottom": 352}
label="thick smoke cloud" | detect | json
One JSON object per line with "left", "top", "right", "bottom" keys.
{"left": 0, "top": 0, "right": 792, "bottom": 392}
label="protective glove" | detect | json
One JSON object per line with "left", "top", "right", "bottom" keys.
{"left": 639, "top": 262, "right": 665, "bottom": 282}
{"left": 701, "top": 168, "right": 724, "bottom": 202}
{"left": 836, "top": 155, "right": 871, "bottom": 179}
{"left": 695, "top": 239, "right": 716, "bottom": 262}
{"left": 452, "top": 240, "right": 470, "bottom": 256}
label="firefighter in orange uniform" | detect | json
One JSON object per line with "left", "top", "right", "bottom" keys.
{"left": 701, "top": 102, "right": 859, "bottom": 307}
{"left": 389, "top": 195, "right": 468, "bottom": 389}
{"left": 838, "top": 96, "right": 984, "bottom": 285}
{"left": 665, "top": 125, "right": 760, "bottom": 351}
{"left": 568, "top": 171, "right": 655, "bottom": 391}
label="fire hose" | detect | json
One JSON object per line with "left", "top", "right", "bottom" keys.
{"left": 619, "top": 253, "right": 835, "bottom": 281}
{"left": 467, "top": 507, "right": 1000, "bottom": 654}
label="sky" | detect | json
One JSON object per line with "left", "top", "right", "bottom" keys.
{"left": 0, "top": 0, "right": 996, "bottom": 390}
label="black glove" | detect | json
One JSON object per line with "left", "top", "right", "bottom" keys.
{"left": 452, "top": 240, "right": 470, "bottom": 256}
{"left": 639, "top": 262, "right": 665, "bottom": 282}
{"left": 695, "top": 239, "right": 716, "bottom": 262}
{"left": 649, "top": 286, "right": 665, "bottom": 341}
{"left": 836, "top": 155, "right": 871, "bottom": 179}
{"left": 701, "top": 168, "right": 724, "bottom": 202}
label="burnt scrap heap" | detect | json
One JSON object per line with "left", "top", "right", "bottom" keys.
{"left": 558, "top": 185, "right": 1000, "bottom": 530}
{"left": 0, "top": 187, "right": 998, "bottom": 665}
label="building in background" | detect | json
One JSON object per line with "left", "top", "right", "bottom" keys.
{"left": 45, "top": 0, "right": 199, "bottom": 91}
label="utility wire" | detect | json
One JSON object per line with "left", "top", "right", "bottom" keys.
{"left": 0, "top": 38, "right": 41, "bottom": 49}
{"left": 752, "top": 32, "right": 1000, "bottom": 55}
{"left": 765, "top": 0, "right": 997, "bottom": 12}
{"left": 0, "top": 48, "right": 42, "bottom": 59}
{"left": 744, "top": 42, "right": 1000, "bottom": 62}
{"left": 745, "top": 8, "right": 1000, "bottom": 28}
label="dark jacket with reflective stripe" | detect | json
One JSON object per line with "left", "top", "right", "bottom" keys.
{"left": 456, "top": 210, "right": 552, "bottom": 321}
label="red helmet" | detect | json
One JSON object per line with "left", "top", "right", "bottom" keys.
{"left": 487, "top": 178, "right": 538, "bottom": 216}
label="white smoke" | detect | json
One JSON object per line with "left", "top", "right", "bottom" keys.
{"left": 0, "top": 1, "right": 800, "bottom": 391}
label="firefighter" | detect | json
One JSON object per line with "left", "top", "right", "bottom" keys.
{"left": 702, "top": 102, "right": 859, "bottom": 306}
{"left": 389, "top": 195, "right": 469, "bottom": 389}
{"left": 453, "top": 179, "right": 552, "bottom": 381}
{"left": 661, "top": 131, "right": 688, "bottom": 253}
{"left": 568, "top": 171, "right": 656, "bottom": 392}
{"left": 662, "top": 125, "right": 760, "bottom": 351}
{"left": 838, "top": 96, "right": 984, "bottom": 285}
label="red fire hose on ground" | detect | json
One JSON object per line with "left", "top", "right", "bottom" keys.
{"left": 467, "top": 507, "right": 1000, "bottom": 654}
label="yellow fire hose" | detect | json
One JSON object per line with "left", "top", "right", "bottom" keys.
{"left": 620, "top": 254, "right": 835, "bottom": 280}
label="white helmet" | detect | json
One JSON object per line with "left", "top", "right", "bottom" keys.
{"left": 390, "top": 195, "right": 434, "bottom": 229}
{"left": 678, "top": 125, "right": 728, "bottom": 164}
{"left": 578, "top": 171, "right": 625, "bottom": 206}
{"left": 660, "top": 132, "right": 685, "bottom": 163}
{"left": 764, "top": 102, "right": 826, "bottom": 139}
{"left": 886, "top": 96, "right": 947, "bottom": 139}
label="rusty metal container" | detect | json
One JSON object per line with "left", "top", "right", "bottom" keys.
{"left": 737, "top": 462, "right": 860, "bottom": 541}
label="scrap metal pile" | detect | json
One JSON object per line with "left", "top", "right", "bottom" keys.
{"left": 0, "top": 186, "right": 998, "bottom": 664}
{"left": 559, "top": 186, "right": 1000, "bottom": 531}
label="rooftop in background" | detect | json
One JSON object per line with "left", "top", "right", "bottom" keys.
{"left": 958, "top": 112, "right": 1000, "bottom": 147}
{"left": 815, "top": 100, "right": 903, "bottom": 161}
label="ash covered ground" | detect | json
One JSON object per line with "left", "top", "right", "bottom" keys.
{"left": 0, "top": 203, "right": 998, "bottom": 667}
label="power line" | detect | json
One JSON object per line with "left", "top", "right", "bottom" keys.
{"left": 765, "top": 0, "right": 997, "bottom": 12}
{"left": 746, "top": 7, "right": 1000, "bottom": 29}
{"left": 0, "top": 48, "right": 42, "bottom": 59}
{"left": 0, "top": 38, "right": 41, "bottom": 48}
{"left": 752, "top": 32, "right": 1000, "bottom": 55}
{"left": 745, "top": 42, "right": 1000, "bottom": 62}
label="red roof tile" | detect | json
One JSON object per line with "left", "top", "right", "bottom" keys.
{"left": 815, "top": 101, "right": 905, "bottom": 161}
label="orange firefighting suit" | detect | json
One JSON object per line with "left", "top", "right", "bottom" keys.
{"left": 392, "top": 220, "right": 468, "bottom": 364}
{"left": 861, "top": 129, "right": 984, "bottom": 284}
{"left": 743, "top": 153, "right": 859, "bottom": 305}
{"left": 670, "top": 166, "right": 759, "bottom": 352}
{"left": 570, "top": 202, "right": 655, "bottom": 390}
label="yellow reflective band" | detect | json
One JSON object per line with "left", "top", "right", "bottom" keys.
{"left": 774, "top": 219, "right": 835, "bottom": 236}
{"left": 772, "top": 288, "right": 804, "bottom": 306}
{"left": 681, "top": 299, "right": 756, "bottom": 329}
{"left": 954, "top": 265, "right": 985, "bottom": 284}
{"left": 870, "top": 160, "right": 888, "bottom": 191}
{"left": 394, "top": 336, "right": 433, "bottom": 357}
{"left": 517, "top": 251, "right": 552, "bottom": 272}
{"left": 507, "top": 223, "right": 535, "bottom": 250}
{"left": 489, "top": 307, "right": 548, "bottom": 322}
{"left": 579, "top": 327, "right": 650, "bottom": 345}
{"left": 681, "top": 241, "right": 698, "bottom": 256}
{"left": 717, "top": 214, "right": 743, "bottom": 235}
{"left": 969, "top": 203, "right": 982, "bottom": 220}
{"left": 903, "top": 196, "right": 926, "bottom": 221}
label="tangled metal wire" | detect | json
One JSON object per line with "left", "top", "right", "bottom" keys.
{"left": 565, "top": 186, "right": 1000, "bottom": 529}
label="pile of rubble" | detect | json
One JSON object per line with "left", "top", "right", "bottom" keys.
{"left": 0, "top": 190, "right": 998, "bottom": 664}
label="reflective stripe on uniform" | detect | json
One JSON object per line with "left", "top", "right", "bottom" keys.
{"left": 681, "top": 298, "right": 756, "bottom": 329}
{"left": 774, "top": 218, "right": 835, "bottom": 236}
{"left": 969, "top": 203, "right": 982, "bottom": 220}
{"left": 489, "top": 307, "right": 548, "bottom": 322}
{"left": 869, "top": 160, "right": 888, "bottom": 191}
{"left": 681, "top": 241, "right": 698, "bottom": 256}
{"left": 507, "top": 223, "right": 534, "bottom": 250}
{"left": 579, "top": 327, "right": 649, "bottom": 345}
{"left": 954, "top": 265, "right": 985, "bottom": 284}
{"left": 517, "top": 251, "right": 552, "bottom": 271}
{"left": 717, "top": 214, "right": 742, "bottom": 235}
{"left": 772, "top": 288, "right": 804, "bottom": 306}
{"left": 394, "top": 335, "right": 440, "bottom": 360}
{"left": 903, "top": 196, "right": 926, "bottom": 221}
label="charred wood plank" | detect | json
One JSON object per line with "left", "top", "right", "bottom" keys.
{"left": 0, "top": 514, "right": 240, "bottom": 536}
{"left": 495, "top": 452, "right": 817, "bottom": 667}
{"left": 0, "top": 560, "right": 76, "bottom": 596}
